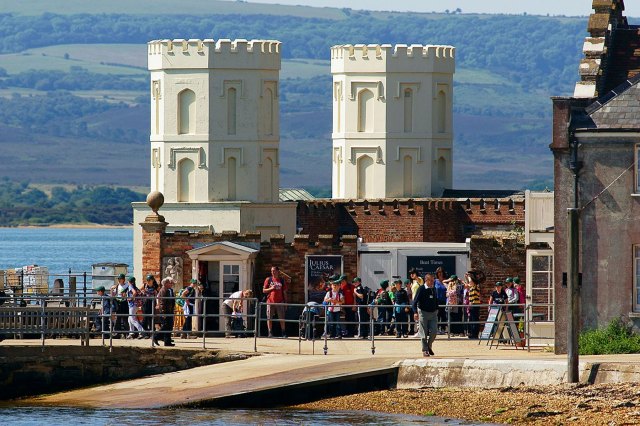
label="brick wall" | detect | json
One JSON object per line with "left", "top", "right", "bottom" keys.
{"left": 297, "top": 198, "right": 524, "bottom": 243}
{"left": 145, "top": 227, "right": 358, "bottom": 305}
{"left": 469, "top": 236, "right": 526, "bottom": 308}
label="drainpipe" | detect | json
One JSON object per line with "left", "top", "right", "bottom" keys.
{"left": 567, "top": 124, "right": 581, "bottom": 383}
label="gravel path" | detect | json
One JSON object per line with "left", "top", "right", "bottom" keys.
{"left": 291, "top": 383, "right": 640, "bottom": 425}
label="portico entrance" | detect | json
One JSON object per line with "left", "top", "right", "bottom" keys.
{"left": 187, "top": 241, "right": 258, "bottom": 332}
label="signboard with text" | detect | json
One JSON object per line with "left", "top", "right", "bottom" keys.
{"left": 305, "top": 255, "right": 343, "bottom": 304}
{"left": 406, "top": 256, "right": 456, "bottom": 278}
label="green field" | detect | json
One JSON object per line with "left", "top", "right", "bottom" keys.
{"left": 0, "top": 0, "right": 349, "bottom": 19}
{"left": 3, "top": 44, "right": 329, "bottom": 79}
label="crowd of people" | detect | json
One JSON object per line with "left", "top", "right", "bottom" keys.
{"left": 294, "top": 267, "right": 526, "bottom": 357}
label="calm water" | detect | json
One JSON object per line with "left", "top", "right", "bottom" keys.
{"left": 0, "top": 408, "right": 488, "bottom": 425}
{"left": 0, "top": 227, "right": 133, "bottom": 275}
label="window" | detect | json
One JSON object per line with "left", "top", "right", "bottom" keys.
{"left": 264, "top": 88, "right": 274, "bottom": 136}
{"left": 222, "top": 264, "right": 240, "bottom": 296}
{"left": 529, "top": 252, "right": 554, "bottom": 321}
{"left": 634, "top": 246, "right": 640, "bottom": 311}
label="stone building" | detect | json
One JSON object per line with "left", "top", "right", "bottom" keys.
{"left": 135, "top": 38, "right": 527, "bottom": 334}
{"left": 551, "top": 0, "right": 640, "bottom": 352}
{"left": 132, "top": 39, "right": 297, "bottom": 277}
{"left": 331, "top": 44, "right": 454, "bottom": 199}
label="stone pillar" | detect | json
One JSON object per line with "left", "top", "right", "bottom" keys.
{"left": 140, "top": 192, "right": 168, "bottom": 278}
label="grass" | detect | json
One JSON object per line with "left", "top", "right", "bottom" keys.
{"left": 0, "top": 52, "right": 146, "bottom": 76}
{"left": 579, "top": 318, "right": 640, "bottom": 355}
{"left": 0, "top": 0, "right": 349, "bottom": 19}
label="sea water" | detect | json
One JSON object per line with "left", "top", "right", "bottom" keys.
{"left": 0, "top": 407, "right": 490, "bottom": 425}
{"left": 0, "top": 227, "right": 133, "bottom": 274}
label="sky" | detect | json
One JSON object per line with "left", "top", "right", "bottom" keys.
{"left": 245, "top": 0, "right": 640, "bottom": 17}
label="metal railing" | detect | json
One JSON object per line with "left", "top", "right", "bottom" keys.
{"left": 0, "top": 295, "right": 554, "bottom": 354}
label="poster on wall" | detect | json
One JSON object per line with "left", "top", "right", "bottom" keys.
{"left": 406, "top": 256, "right": 456, "bottom": 278}
{"left": 305, "top": 255, "right": 343, "bottom": 304}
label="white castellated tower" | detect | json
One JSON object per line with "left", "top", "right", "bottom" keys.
{"left": 148, "top": 38, "right": 281, "bottom": 203}
{"left": 331, "top": 44, "right": 455, "bottom": 199}
{"left": 132, "top": 38, "right": 296, "bottom": 280}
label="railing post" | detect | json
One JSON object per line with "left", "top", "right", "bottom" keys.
{"left": 323, "top": 306, "right": 328, "bottom": 355}
{"left": 40, "top": 301, "right": 45, "bottom": 352}
{"left": 83, "top": 272, "right": 87, "bottom": 308}
{"left": 254, "top": 301, "right": 260, "bottom": 353}
{"left": 151, "top": 297, "right": 155, "bottom": 348}
{"left": 447, "top": 306, "right": 451, "bottom": 339}
{"left": 202, "top": 296, "right": 207, "bottom": 349}
{"left": 370, "top": 310, "right": 375, "bottom": 355}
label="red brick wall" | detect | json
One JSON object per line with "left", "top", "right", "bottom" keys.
{"left": 469, "top": 236, "right": 526, "bottom": 309}
{"left": 156, "top": 230, "right": 357, "bottom": 305}
{"left": 297, "top": 199, "right": 524, "bottom": 243}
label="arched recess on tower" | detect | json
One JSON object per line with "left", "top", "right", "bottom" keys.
{"left": 178, "top": 158, "right": 195, "bottom": 202}
{"left": 357, "top": 155, "right": 374, "bottom": 199}
{"left": 358, "top": 89, "right": 374, "bottom": 133}
{"left": 178, "top": 89, "right": 196, "bottom": 135}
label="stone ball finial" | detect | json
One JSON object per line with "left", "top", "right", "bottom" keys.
{"left": 146, "top": 191, "right": 164, "bottom": 214}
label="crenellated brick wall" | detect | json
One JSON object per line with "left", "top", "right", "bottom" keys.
{"left": 297, "top": 198, "right": 524, "bottom": 243}
{"left": 141, "top": 221, "right": 358, "bottom": 304}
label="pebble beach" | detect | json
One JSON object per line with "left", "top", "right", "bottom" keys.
{"left": 292, "top": 382, "right": 640, "bottom": 425}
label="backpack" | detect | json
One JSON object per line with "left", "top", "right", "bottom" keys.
{"left": 376, "top": 289, "right": 391, "bottom": 306}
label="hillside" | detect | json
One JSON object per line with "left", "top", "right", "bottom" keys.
{"left": 0, "top": 3, "right": 602, "bottom": 191}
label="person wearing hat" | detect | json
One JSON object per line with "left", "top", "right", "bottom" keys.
{"left": 94, "top": 286, "right": 111, "bottom": 337}
{"left": 141, "top": 274, "right": 159, "bottom": 335}
{"left": 353, "top": 277, "right": 371, "bottom": 339}
{"left": 110, "top": 273, "right": 129, "bottom": 337}
{"left": 338, "top": 274, "right": 356, "bottom": 337}
{"left": 125, "top": 276, "right": 145, "bottom": 339}
{"left": 443, "top": 275, "right": 465, "bottom": 336}
{"left": 324, "top": 279, "right": 344, "bottom": 339}
{"left": 489, "top": 281, "right": 507, "bottom": 308}
{"left": 375, "top": 280, "right": 393, "bottom": 335}
{"left": 513, "top": 277, "right": 525, "bottom": 311}
{"left": 412, "top": 273, "right": 439, "bottom": 357}
{"left": 180, "top": 279, "right": 198, "bottom": 339}
{"left": 393, "top": 279, "right": 410, "bottom": 338}
{"left": 504, "top": 277, "right": 519, "bottom": 313}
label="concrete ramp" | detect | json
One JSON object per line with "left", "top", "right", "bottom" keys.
{"left": 26, "top": 355, "right": 399, "bottom": 409}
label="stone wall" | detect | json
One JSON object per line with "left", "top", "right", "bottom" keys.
{"left": 0, "top": 346, "right": 240, "bottom": 400}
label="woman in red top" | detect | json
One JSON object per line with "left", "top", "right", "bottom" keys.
{"left": 263, "top": 266, "right": 288, "bottom": 338}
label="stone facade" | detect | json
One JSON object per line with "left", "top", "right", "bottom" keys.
{"left": 331, "top": 44, "right": 455, "bottom": 199}
{"left": 552, "top": 0, "right": 640, "bottom": 353}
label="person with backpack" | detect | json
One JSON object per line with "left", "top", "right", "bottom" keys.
{"left": 375, "top": 280, "right": 393, "bottom": 335}
{"left": 180, "top": 279, "right": 197, "bottom": 338}
{"left": 324, "top": 280, "right": 344, "bottom": 339}
{"left": 353, "top": 277, "right": 371, "bottom": 339}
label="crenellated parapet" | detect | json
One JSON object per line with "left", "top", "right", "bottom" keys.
{"left": 331, "top": 43, "right": 455, "bottom": 74}
{"left": 148, "top": 38, "right": 281, "bottom": 71}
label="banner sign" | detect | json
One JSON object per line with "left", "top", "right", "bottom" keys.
{"left": 406, "top": 256, "right": 456, "bottom": 278}
{"left": 305, "top": 255, "right": 343, "bottom": 304}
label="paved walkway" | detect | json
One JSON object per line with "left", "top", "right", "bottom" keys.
{"left": 6, "top": 335, "right": 640, "bottom": 362}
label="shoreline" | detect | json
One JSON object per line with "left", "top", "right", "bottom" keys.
{"left": 291, "top": 382, "right": 640, "bottom": 425}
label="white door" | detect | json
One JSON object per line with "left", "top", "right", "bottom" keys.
{"left": 359, "top": 252, "right": 392, "bottom": 289}
{"left": 526, "top": 250, "right": 555, "bottom": 345}
{"left": 219, "top": 262, "right": 241, "bottom": 332}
